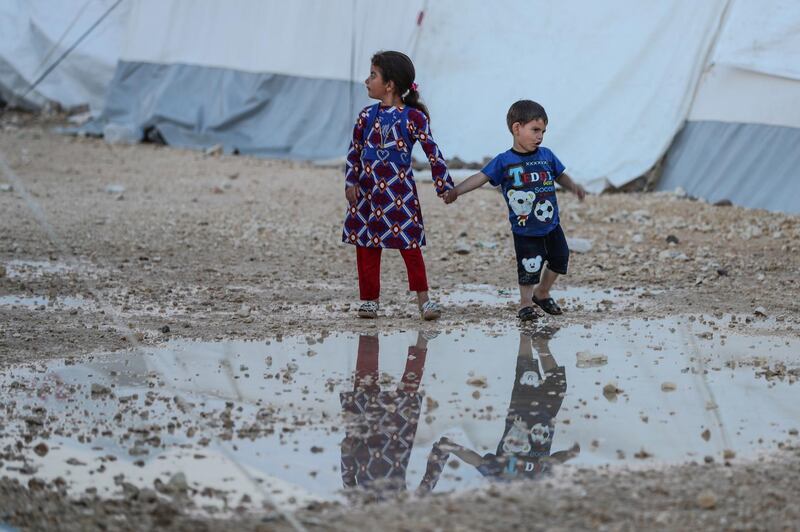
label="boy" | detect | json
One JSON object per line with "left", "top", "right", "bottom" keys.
{"left": 441, "top": 100, "right": 585, "bottom": 320}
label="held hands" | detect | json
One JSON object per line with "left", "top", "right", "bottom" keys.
{"left": 439, "top": 188, "right": 459, "bottom": 204}
{"left": 345, "top": 186, "right": 358, "bottom": 205}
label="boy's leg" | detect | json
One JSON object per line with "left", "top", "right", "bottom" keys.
{"left": 533, "top": 226, "right": 569, "bottom": 314}
{"left": 513, "top": 233, "right": 545, "bottom": 319}
{"left": 356, "top": 246, "right": 382, "bottom": 301}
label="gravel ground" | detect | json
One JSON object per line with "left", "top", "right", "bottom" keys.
{"left": 1, "top": 114, "right": 799, "bottom": 530}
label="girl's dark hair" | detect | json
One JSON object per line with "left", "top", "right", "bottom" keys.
{"left": 371, "top": 50, "right": 429, "bottom": 119}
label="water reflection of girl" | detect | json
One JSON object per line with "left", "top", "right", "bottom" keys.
{"left": 437, "top": 328, "right": 579, "bottom": 480}
{"left": 340, "top": 332, "right": 448, "bottom": 500}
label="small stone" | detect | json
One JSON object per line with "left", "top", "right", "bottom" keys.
{"left": 567, "top": 237, "right": 593, "bottom": 253}
{"left": 310, "top": 446, "right": 324, "bottom": 454}
{"left": 453, "top": 241, "right": 472, "bottom": 255}
{"left": 666, "top": 234, "right": 680, "bottom": 244}
{"left": 104, "top": 184, "right": 126, "bottom": 194}
{"left": 696, "top": 490, "right": 717, "bottom": 509}
{"left": 466, "top": 376, "right": 488, "bottom": 388}
{"left": 33, "top": 442, "right": 49, "bottom": 456}
{"left": 166, "top": 472, "right": 189, "bottom": 493}
{"left": 0, "top": 183, "right": 13, "bottom": 192}
{"left": 91, "top": 383, "right": 112, "bottom": 396}
{"left": 713, "top": 199, "right": 732, "bottom": 207}
{"left": 0, "top": 264, "right": 6, "bottom": 277}
{"left": 753, "top": 306, "right": 767, "bottom": 317}
{"left": 204, "top": 144, "right": 223, "bottom": 156}
{"left": 160, "top": 325, "right": 170, "bottom": 334}
{"left": 237, "top": 304, "right": 251, "bottom": 318}
{"left": 661, "top": 382, "right": 677, "bottom": 392}
{"left": 716, "top": 268, "right": 728, "bottom": 277}
{"left": 602, "top": 382, "right": 622, "bottom": 399}
{"left": 701, "top": 429, "right": 711, "bottom": 441}
{"left": 723, "top": 449, "right": 736, "bottom": 460}
{"left": 634, "top": 448, "right": 652, "bottom": 459}
{"left": 576, "top": 351, "right": 608, "bottom": 368}
{"left": 472, "top": 390, "right": 481, "bottom": 399}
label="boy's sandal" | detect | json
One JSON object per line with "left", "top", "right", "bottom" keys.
{"left": 357, "top": 301, "right": 379, "bottom": 319}
{"left": 532, "top": 295, "right": 563, "bottom": 315}
{"left": 420, "top": 300, "right": 442, "bottom": 321}
{"left": 517, "top": 306, "right": 541, "bottom": 322}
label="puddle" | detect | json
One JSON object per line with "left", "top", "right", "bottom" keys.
{"left": 2, "top": 260, "right": 91, "bottom": 279}
{"left": 1, "top": 315, "right": 798, "bottom": 514}
{"left": 0, "top": 294, "right": 90, "bottom": 310}
{"left": 439, "top": 284, "right": 652, "bottom": 310}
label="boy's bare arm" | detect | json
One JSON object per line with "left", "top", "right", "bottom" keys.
{"left": 440, "top": 171, "right": 491, "bottom": 204}
{"left": 555, "top": 172, "right": 586, "bottom": 201}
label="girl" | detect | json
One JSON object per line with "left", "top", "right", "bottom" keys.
{"left": 342, "top": 50, "right": 453, "bottom": 320}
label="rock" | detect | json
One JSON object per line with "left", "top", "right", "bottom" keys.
{"left": 204, "top": 144, "right": 223, "bottom": 156}
{"left": 665, "top": 234, "right": 680, "bottom": 244}
{"left": 454, "top": 241, "right": 472, "bottom": 255}
{"left": 634, "top": 448, "right": 652, "bottom": 459}
{"left": 237, "top": 304, "right": 251, "bottom": 318}
{"left": 166, "top": 472, "right": 189, "bottom": 493}
{"left": 632, "top": 233, "right": 644, "bottom": 243}
{"left": 576, "top": 351, "right": 608, "bottom": 368}
{"left": 701, "top": 429, "right": 711, "bottom": 441}
{"left": 713, "top": 199, "right": 732, "bottom": 207}
{"left": 91, "top": 383, "right": 112, "bottom": 396}
{"left": 723, "top": 449, "right": 736, "bottom": 460}
{"left": 0, "top": 264, "right": 6, "bottom": 277}
{"left": 661, "top": 382, "right": 677, "bottom": 392}
{"left": 716, "top": 267, "right": 728, "bottom": 277}
{"left": 0, "top": 183, "right": 12, "bottom": 192}
{"left": 476, "top": 241, "right": 498, "bottom": 249}
{"left": 567, "top": 237, "right": 593, "bottom": 253}
{"left": 696, "top": 490, "right": 717, "bottom": 509}
{"left": 33, "top": 442, "right": 49, "bottom": 456}
{"left": 160, "top": 325, "right": 170, "bottom": 333}
{"left": 673, "top": 187, "right": 688, "bottom": 198}
{"left": 466, "top": 376, "right": 488, "bottom": 388}
{"left": 754, "top": 306, "right": 767, "bottom": 317}
{"left": 104, "top": 184, "right": 126, "bottom": 194}
{"left": 602, "top": 382, "right": 622, "bottom": 399}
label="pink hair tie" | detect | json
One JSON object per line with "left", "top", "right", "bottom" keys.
{"left": 411, "top": 82, "right": 418, "bottom": 91}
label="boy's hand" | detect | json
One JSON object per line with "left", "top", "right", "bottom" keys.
{"left": 439, "top": 188, "right": 458, "bottom": 204}
{"left": 345, "top": 186, "right": 358, "bottom": 205}
{"left": 573, "top": 183, "right": 586, "bottom": 201}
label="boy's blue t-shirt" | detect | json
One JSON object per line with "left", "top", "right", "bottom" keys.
{"left": 482, "top": 147, "right": 566, "bottom": 237}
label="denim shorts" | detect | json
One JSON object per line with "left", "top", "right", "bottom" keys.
{"left": 512, "top": 225, "right": 569, "bottom": 285}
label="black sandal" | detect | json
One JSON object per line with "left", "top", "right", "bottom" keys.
{"left": 532, "top": 295, "right": 563, "bottom": 315}
{"left": 517, "top": 306, "right": 541, "bottom": 321}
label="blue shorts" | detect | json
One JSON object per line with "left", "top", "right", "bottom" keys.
{"left": 512, "top": 225, "right": 569, "bottom": 285}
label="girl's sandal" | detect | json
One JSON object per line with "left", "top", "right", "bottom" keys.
{"left": 357, "top": 301, "right": 379, "bottom": 319}
{"left": 420, "top": 300, "right": 442, "bottom": 321}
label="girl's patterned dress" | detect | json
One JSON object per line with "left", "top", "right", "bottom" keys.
{"left": 342, "top": 104, "right": 453, "bottom": 249}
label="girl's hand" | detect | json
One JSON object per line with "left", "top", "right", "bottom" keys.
{"left": 345, "top": 186, "right": 358, "bottom": 205}
{"left": 439, "top": 188, "right": 458, "bottom": 204}
{"left": 573, "top": 183, "right": 586, "bottom": 201}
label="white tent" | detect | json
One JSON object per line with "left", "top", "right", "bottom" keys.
{"left": 2, "top": 0, "right": 797, "bottom": 211}
{"left": 656, "top": 0, "right": 800, "bottom": 213}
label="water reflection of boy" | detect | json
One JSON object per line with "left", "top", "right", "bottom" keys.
{"left": 339, "top": 332, "right": 447, "bottom": 499}
{"left": 437, "top": 328, "right": 578, "bottom": 480}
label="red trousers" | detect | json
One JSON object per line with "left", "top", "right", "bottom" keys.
{"left": 356, "top": 246, "right": 429, "bottom": 301}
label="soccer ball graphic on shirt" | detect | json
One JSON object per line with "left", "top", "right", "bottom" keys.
{"left": 533, "top": 199, "right": 554, "bottom": 222}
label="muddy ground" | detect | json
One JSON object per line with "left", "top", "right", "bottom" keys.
{"left": 1, "top": 114, "right": 799, "bottom": 530}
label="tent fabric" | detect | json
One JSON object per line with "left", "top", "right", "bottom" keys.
{"left": 0, "top": 0, "right": 127, "bottom": 112}
{"left": 93, "top": 61, "right": 366, "bottom": 159}
{"left": 657, "top": 121, "right": 800, "bottom": 213}
{"left": 657, "top": 0, "right": 800, "bottom": 213}
{"left": 415, "top": 1, "right": 726, "bottom": 191}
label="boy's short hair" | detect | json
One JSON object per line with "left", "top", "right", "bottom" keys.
{"left": 507, "top": 100, "right": 548, "bottom": 132}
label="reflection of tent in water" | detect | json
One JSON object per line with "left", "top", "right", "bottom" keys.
{"left": 2, "top": 0, "right": 799, "bottom": 211}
